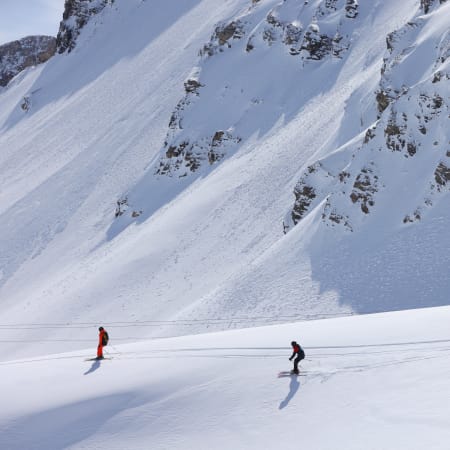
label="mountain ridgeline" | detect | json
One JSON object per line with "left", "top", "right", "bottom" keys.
{"left": 0, "top": 1, "right": 113, "bottom": 88}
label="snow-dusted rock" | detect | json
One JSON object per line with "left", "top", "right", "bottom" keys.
{"left": 421, "top": 0, "right": 448, "bottom": 14}
{"left": 200, "top": 20, "right": 247, "bottom": 57}
{"left": 248, "top": 0, "right": 358, "bottom": 59}
{"left": 345, "top": 0, "right": 359, "bottom": 19}
{"left": 56, "top": 0, "right": 112, "bottom": 53}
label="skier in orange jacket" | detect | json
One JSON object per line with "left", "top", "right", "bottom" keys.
{"left": 97, "top": 326, "right": 109, "bottom": 359}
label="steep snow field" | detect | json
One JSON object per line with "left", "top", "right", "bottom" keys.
{"left": 0, "top": 0, "right": 253, "bottom": 359}
{"left": 0, "top": 0, "right": 449, "bottom": 362}
{"left": 1, "top": 306, "right": 450, "bottom": 450}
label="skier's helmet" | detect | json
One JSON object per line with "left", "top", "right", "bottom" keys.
{"left": 291, "top": 341, "right": 297, "bottom": 346}
{"left": 99, "top": 326, "right": 104, "bottom": 331}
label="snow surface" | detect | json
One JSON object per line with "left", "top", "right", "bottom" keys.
{"left": 1, "top": 1, "right": 449, "bottom": 447}
{"left": 1, "top": 306, "right": 450, "bottom": 450}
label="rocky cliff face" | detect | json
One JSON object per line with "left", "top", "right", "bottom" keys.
{"left": 56, "top": 0, "right": 112, "bottom": 53}
{"left": 420, "top": 0, "right": 448, "bottom": 14}
{"left": 0, "top": 36, "right": 56, "bottom": 87}
{"left": 290, "top": 0, "right": 449, "bottom": 231}
{"left": 155, "top": 0, "right": 361, "bottom": 179}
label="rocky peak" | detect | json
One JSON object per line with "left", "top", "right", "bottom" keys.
{"left": 0, "top": 36, "right": 56, "bottom": 87}
{"left": 56, "top": 0, "right": 112, "bottom": 53}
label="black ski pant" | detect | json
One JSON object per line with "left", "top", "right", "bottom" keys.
{"left": 293, "top": 355, "right": 302, "bottom": 372}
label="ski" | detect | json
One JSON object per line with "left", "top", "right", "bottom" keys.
{"left": 84, "top": 357, "right": 113, "bottom": 361}
{"left": 278, "top": 371, "right": 306, "bottom": 377}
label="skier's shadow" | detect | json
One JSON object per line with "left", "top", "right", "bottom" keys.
{"left": 279, "top": 375, "right": 300, "bottom": 409}
{"left": 84, "top": 360, "right": 101, "bottom": 375}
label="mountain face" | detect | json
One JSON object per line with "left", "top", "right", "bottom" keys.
{"left": 0, "top": 0, "right": 449, "bottom": 360}
{"left": 56, "top": 0, "right": 112, "bottom": 53}
{"left": 154, "top": 0, "right": 362, "bottom": 180}
{"left": 290, "top": 0, "right": 449, "bottom": 232}
{"left": 122, "top": 0, "right": 449, "bottom": 232}
{"left": 0, "top": 36, "right": 56, "bottom": 87}
{"left": 121, "top": 0, "right": 449, "bottom": 226}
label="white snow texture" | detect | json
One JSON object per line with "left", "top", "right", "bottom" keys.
{"left": 0, "top": 0, "right": 449, "bottom": 448}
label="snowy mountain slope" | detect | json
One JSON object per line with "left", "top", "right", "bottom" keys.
{"left": 154, "top": 0, "right": 450, "bottom": 323}
{"left": 0, "top": 0, "right": 252, "bottom": 359}
{"left": 0, "top": 0, "right": 449, "bottom": 361}
{"left": 1, "top": 307, "right": 450, "bottom": 450}
{"left": 119, "top": 0, "right": 391, "bottom": 207}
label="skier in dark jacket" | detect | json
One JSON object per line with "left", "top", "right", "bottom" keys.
{"left": 97, "top": 326, "right": 109, "bottom": 360}
{"left": 289, "top": 341, "right": 305, "bottom": 374}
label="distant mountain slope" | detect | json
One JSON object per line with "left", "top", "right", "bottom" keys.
{"left": 0, "top": 36, "right": 56, "bottom": 87}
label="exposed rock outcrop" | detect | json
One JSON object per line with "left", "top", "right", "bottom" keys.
{"left": 56, "top": 0, "right": 113, "bottom": 53}
{"left": 0, "top": 36, "right": 56, "bottom": 87}
{"left": 421, "top": 0, "right": 448, "bottom": 14}
{"left": 434, "top": 161, "right": 450, "bottom": 188}
{"left": 292, "top": 163, "right": 322, "bottom": 224}
{"left": 345, "top": 0, "right": 359, "bottom": 19}
{"left": 246, "top": 0, "right": 358, "bottom": 60}
{"left": 156, "top": 129, "right": 241, "bottom": 177}
{"left": 200, "top": 20, "right": 246, "bottom": 57}
{"left": 349, "top": 165, "right": 379, "bottom": 214}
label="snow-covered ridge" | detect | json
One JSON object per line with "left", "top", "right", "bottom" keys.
{"left": 289, "top": 0, "right": 449, "bottom": 231}
{"left": 0, "top": 36, "right": 56, "bottom": 87}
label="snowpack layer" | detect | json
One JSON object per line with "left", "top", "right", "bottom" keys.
{"left": 1, "top": 307, "right": 450, "bottom": 450}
